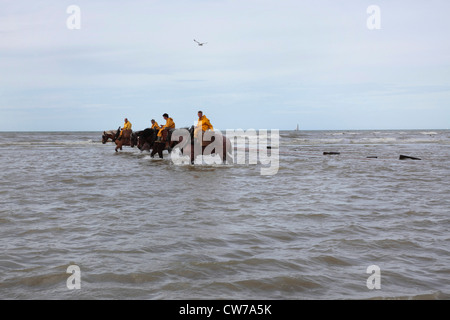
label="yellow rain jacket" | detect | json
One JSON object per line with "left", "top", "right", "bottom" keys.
{"left": 198, "top": 115, "right": 213, "bottom": 132}
{"left": 120, "top": 120, "right": 132, "bottom": 136}
{"left": 151, "top": 121, "right": 160, "bottom": 130}
{"left": 123, "top": 121, "right": 132, "bottom": 131}
{"left": 194, "top": 115, "right": 213, "bottom": 138}
{"left": 157, "top": 117, "right": 175, "bottom": 137}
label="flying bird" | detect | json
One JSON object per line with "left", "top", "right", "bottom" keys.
{"left": 194, "top": 39, "right": 207, "bottom": 46}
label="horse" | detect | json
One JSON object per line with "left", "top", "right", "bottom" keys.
{"left": 151, "top": 128, "right": 179, "bottom": 158}
{"left": 114, "top": 128, "right": 136, "bottom": 152}
{"left": 135, "top": 128, "right": 158, "bottom": 152}
{"left": 191, "top": 131, "right": 233, "bottom": 164}
{"left": 170, "top": 127, "right": 233, "bottom": 164}
{"left": 102, "top": 129, "right": 118, "bottom": 144}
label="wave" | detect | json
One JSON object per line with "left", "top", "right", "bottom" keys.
{"left": 359, "top": 137, "right": 397, "bottom": 144}
{"left": 291, "top": 138, "right": 345, "bottom": 145}
{"left": 369, "top": 291, "right": 448, "bottom": 300}
{"left": 289, "top": 137, "right": 449, "bottom": 145}
{"left": 170, "top": 150, "right": 230, "bottom": 166}
{"left": 329, "top": 132, "right": 360, "bottom": 136}
{"left": 420, "top": 131, "right": 438, "bottom": 135}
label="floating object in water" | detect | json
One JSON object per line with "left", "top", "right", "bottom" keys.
{"left": 399, "top": 155, "right": 421, "bottom": 160}
{"left": 366, "top": 156, "right": 378, "bottom": 159}
{"left": 323, "top": 152, "right": 340, "bottom": 155}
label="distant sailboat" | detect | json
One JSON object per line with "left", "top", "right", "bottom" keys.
{"left": 295, "top": 124, "right": 299, "bottom": 131}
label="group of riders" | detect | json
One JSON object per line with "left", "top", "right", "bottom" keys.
{"left": 105, "top": 110, "right": 232, "bottom": 163}
{"left": 118, "top": 110, "right": 213, "bottom": 142}
{"left": 107, "top": 110, "right": 220, "bottom": 157}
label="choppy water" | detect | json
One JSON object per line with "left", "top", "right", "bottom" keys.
{"left": 0, "top": 130, "right": 449, "bottom": 300}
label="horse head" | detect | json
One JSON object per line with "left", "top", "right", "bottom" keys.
{"left": 136, "top": 130, "right": 146, "bottom": 150}
{"left": 102, "top": 130, "right": 116, "bottom": 144}
{"left": 102, "top": 131, "right": 108, "bottom": 144}
{"left": 136, "top": 133, "right": 144, "bottom": 150}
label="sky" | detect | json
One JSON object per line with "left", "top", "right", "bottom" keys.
{"left": 1, "top": 0, "right": 449, "bottom": 131}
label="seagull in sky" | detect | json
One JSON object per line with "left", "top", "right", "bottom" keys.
{"left": 194, "top": 39, "right": 207, "bottom": 46}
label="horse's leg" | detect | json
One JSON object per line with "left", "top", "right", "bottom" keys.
{"left": 152, "top": 143, "right": 161, "bottom": 158}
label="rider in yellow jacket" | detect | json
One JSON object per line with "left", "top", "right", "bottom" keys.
{"left": 194, "top": 111, "right": 213, "bottom": 138}
{"left": 151, "top": 119, "right": 160, "bottom": 130}
{"left": 157, "top": 113, "right": 175, "bottom": 139}
{"left": 119, "top": 118, "right": 132, "bottom": 139}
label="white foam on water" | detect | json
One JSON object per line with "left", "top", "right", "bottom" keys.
{"left": 6, "top": 139, "right": 95, "bottom": 147}
{"left": 360, "top": 137, "right": 397, "bottom": 144}
{"left": 169, "top": 148, "right": 225, "bottom": 166}
{"left": 420, "top": 131, "right": 438, "bottom": 135}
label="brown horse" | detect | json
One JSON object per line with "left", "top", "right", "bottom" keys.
{"left": 115, "top": 129, "right": 136, "bottom": 152}
{"left": 151, "top": 128, "right": 178, "bottom": 158}
{"left": 170, "top": 128, "right": 233, "bottom": 164}
{"left": 192, "top": 132, "right": 233, "bottom": 164}
{"left": 102, "top": 129, "right": 118, "bottom": 144}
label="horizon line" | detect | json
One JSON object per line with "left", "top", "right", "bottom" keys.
{"left": 0, "top": 128, "right": 448, "bottom": 133}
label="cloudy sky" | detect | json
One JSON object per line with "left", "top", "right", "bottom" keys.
{"left": 1, "top": 0, "right": 449, "bottom": 131}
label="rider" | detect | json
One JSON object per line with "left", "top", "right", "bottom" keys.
{"left": 194, "top": 111, "right": 213, "bottom": 139}
{"left": 151, "top": 119, "right": 160, "bottom": 130}
{"left": 157, "top": 113, "right": 175, "bottom": 141}
{"left": 119, "top": 118, "right": 132, "bottom": 140}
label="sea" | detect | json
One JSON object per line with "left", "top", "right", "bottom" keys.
{"left": 0, "top": 129, "right": 449, "bottom": 300}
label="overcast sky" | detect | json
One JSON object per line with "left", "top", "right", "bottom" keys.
{"left": 1, "top": 0, "right": 449, "bottom": 131}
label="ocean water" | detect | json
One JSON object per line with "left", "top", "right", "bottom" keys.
{"left": 0, "top": 130, "right": 449, "bottom": 300}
